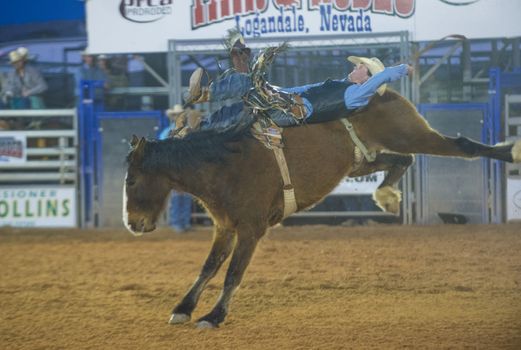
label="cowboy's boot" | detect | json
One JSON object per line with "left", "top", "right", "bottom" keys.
{"left": 187, "top": 68, "right": 210, "bottom": 104}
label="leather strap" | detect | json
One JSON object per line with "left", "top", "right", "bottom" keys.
{"left": 272, "top": 147, "right": 298, "bottom": 218}
{"left": 340, "top": 118, "right": 376, "bottom": 162}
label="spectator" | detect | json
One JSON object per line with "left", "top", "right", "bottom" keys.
{"left": 75, "top": 51, "right": 108, "bottom": 101}
{"left": 2, "top": 47, "right": 47, "bottom": 109}
{"left": 159, "top": 103, "right": 194, "bottom": 233}
{"left": 98, "top": 54, "right": 129, "bottom": 109}
{"left": 79, "top": 51, "right": 107, "bottom": 81}
{"left": 127, "top": 54, "right": 146, "bottom": 87}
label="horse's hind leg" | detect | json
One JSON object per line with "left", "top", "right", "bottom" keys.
{"left": 196, "top": 223, "right": 265, "bottom": 328}
{"left": 169, "top": 226, "right": 235, "bottom": 325}
{"left": 383, "top": 126, "right": 521, "bottom": 163}
{"left": 349, "top": 153, "right": 414, "bottom": 214}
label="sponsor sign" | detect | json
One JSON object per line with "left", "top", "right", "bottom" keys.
{"left": 0, "top": 187, "right": 77, "bottom": 227}
{"left": 506, "top": 178, "right": 521, "bottom": 221}
{"left": 86, "top": 0, "right": 521, "bottom": 54}
{"left": 331, "top": 171, "right": 384, "bottom": 195}
{"left": 0, "top": 134, "right": 26, "bottom": 164}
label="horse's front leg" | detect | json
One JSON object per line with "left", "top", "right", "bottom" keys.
{"left": 349, "top": 153, "right": 414, "bottom": 214}
{"left": 196, "top": 225, "right": 264, "bottom": 328}
{"left": 169, "top": 226, "right": 235, "bottom": 324}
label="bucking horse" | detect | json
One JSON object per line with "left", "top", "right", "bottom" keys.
{"left": 123, "top": 46, "right": 521, "bottom": 328}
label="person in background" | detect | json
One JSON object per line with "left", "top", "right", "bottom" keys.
{"left": 127, "top": 54, "right": 146, "bottom": 87}
{"left": 159, "top": 104, "right": 194, "bottom": 233}
{"left": 76, "top": 51, "right": 108, "bottom": 101}
{"left": 2, "top": 47, "right": 47, "bottom": 109}
{"left": 97, "top": 54, "right": 129, "bottom": 109}
{"left": 79, "top": 51, "right": 107, "bottom": 81}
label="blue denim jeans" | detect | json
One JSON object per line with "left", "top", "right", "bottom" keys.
{"left": 210, "top": 72, "right": 252, "bottom": 102}
{"left": 169, "top": 192, "right": 192, "bottom": 232}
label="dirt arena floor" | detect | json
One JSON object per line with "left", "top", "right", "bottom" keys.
{"left": 1, "top": 224, "right": 520, "bottom": 350}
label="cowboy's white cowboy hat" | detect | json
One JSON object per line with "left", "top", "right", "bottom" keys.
{"left": 17, "top": 47, "right": 29, "bottom": 59}
{"left": 166, "top": 104, "right": 184, "bottom": 116}
{"left": 9, "top": 50, "right": 25, "bottom": 64}
{"left": 347, "top": 56, "right": 387, "bottom": 95}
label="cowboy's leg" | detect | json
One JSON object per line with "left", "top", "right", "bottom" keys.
{"left": 209, "top": 72, "right": 252, "bottom": 102}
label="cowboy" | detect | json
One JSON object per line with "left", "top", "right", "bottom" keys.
{"left": 2, "top": 47, "right": 48, "bottom": 109}
{"left": 267, "top": 56, "right": 414, "bottom": 126}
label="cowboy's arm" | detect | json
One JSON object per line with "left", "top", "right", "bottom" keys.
{"left": 344, "top": 64, "right": 409, "bottom": 109}
{"left": 24, "top": 67, "right": 48, "bottom": 96}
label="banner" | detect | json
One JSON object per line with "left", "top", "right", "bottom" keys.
{"left": 0, "top": 187, "right": 77, "bottom": 228}
{"left": 331, "top": 172, "right": 384, "bottom": 195}
{"left": 0, "top": 134, "right": 26, "bottom": 164}
{"left": 86, "top": 0, "right": 521, "bottom": 54}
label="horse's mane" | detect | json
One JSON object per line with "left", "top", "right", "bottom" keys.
{"left": 134, "top": 122, "right": 253, "bottom": 173}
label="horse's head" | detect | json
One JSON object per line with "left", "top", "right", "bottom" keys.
{"left": 123, "top": 135, "right": 172, "bottom": 236}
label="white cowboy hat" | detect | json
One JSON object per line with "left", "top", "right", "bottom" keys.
{"left": 9, "top": 50, "right": 25, "bottom": 64}
{"left": 166, "top": 104, "right": 184, "bottom": 116}
{"left": 347, "top": 56, "right": 387, "bottom": 95}
{"left": 17, "top": 47, "right": 29, "bottom": 59}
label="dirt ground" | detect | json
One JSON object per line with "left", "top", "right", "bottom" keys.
{"left": 1, "top": 224, "right": 520, "bottom": 350}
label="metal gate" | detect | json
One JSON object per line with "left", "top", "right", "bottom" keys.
{"left": 79, "top": 81, "right": 167, "bottom": 227}
{"left": 416, "top": 103, "right": 491, "bottom": 224}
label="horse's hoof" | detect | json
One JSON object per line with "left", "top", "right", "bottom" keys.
{"left": 373, "top": 186, "right": 401, "bottom": 215}
{"left": 512, "top": 139, "right": 521, "bottom": 163}
{"left": 196, "top": 320, "right": 218, "bottom": 329}
{"left": 169, "top": 313, "right": 191, "bottom": 324}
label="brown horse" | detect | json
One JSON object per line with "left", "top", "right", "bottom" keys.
{"left": 123, "top": 89, "right": 521, "bottom": 328}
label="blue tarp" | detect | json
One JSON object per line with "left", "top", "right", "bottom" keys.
{"left": 0, "top": 0, "right": 85, "bottom": 25}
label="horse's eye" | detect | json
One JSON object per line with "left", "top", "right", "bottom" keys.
{"left": 126, "top": 178, "right": 136, "bottom": 187}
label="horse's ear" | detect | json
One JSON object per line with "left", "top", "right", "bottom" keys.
{"left": 133, "top": 137, "right": 146, "bottom": 159}
{"left": 130, "top": 135, "right": 139, "bottom": 148}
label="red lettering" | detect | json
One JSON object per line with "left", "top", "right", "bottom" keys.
{"left": 373, "top": 0, "right": 392, "bottom": 14}
{"left": 310, "top": 0, "right": 332, "bottom": 10}
{"left": 352, "top": 0, "right": 370, "bottom": 10}
{"left": 221, "top": 0, "right": 230, "bottom": 17}
{"left": 394, "top": 0, "right": 414, "bottom": 17}
{"left": 334, "top": 0, "right": 350, "bottom": 11}
{"left": 192, "top": 0, "right": 205, "bottom": 27}
{"left": 208, "top": 0, "right": 218, "bottom": 22}
{"left": 233, "top": 0, "right": 242, "bottom": 15}
{"left": 274, "top": 0, "right": 301, "bottom": 7}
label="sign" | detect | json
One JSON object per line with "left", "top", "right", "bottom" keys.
{"left": 0, "top": 187, "right": 77, "bottom": 228}
{"left": 332, "top": 171, "right": 384, "bottom": 195}
{"left": 86, "top": 0, "right": 521, "bottom": 54}
{"left": 506, "top": 178, "right": 521, "bottom": 222}
{"left": 0, "top": 134, "right": 26, "bottom": 164}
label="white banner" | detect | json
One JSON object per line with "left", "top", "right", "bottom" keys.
{"left": 506, "top": 178, "right": 521, "bottom": 222}
{"left": 332, "top": 171, "right": 384, "bottom": 195}
{"left": 86, "top": 0, "right": 521, "bottom": 54}
{"left": 0, "top": 187, "right": 77, "bottom": 228}
{"left": 0, "top": 134, "right": 26, "bottom": 164}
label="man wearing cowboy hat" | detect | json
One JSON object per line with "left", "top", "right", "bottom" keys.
{"left": 266, "top": 56, "right": 414, "bottom": 126}
{"left": 160, "top": 103, "right": 203, "bottom": 138}
{"left": 2, "top": 47, "right": 48, "bottom": 109}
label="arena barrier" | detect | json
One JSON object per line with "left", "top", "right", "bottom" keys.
{"left": 0, "top": 108, "right": 78, "bottom": 227}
